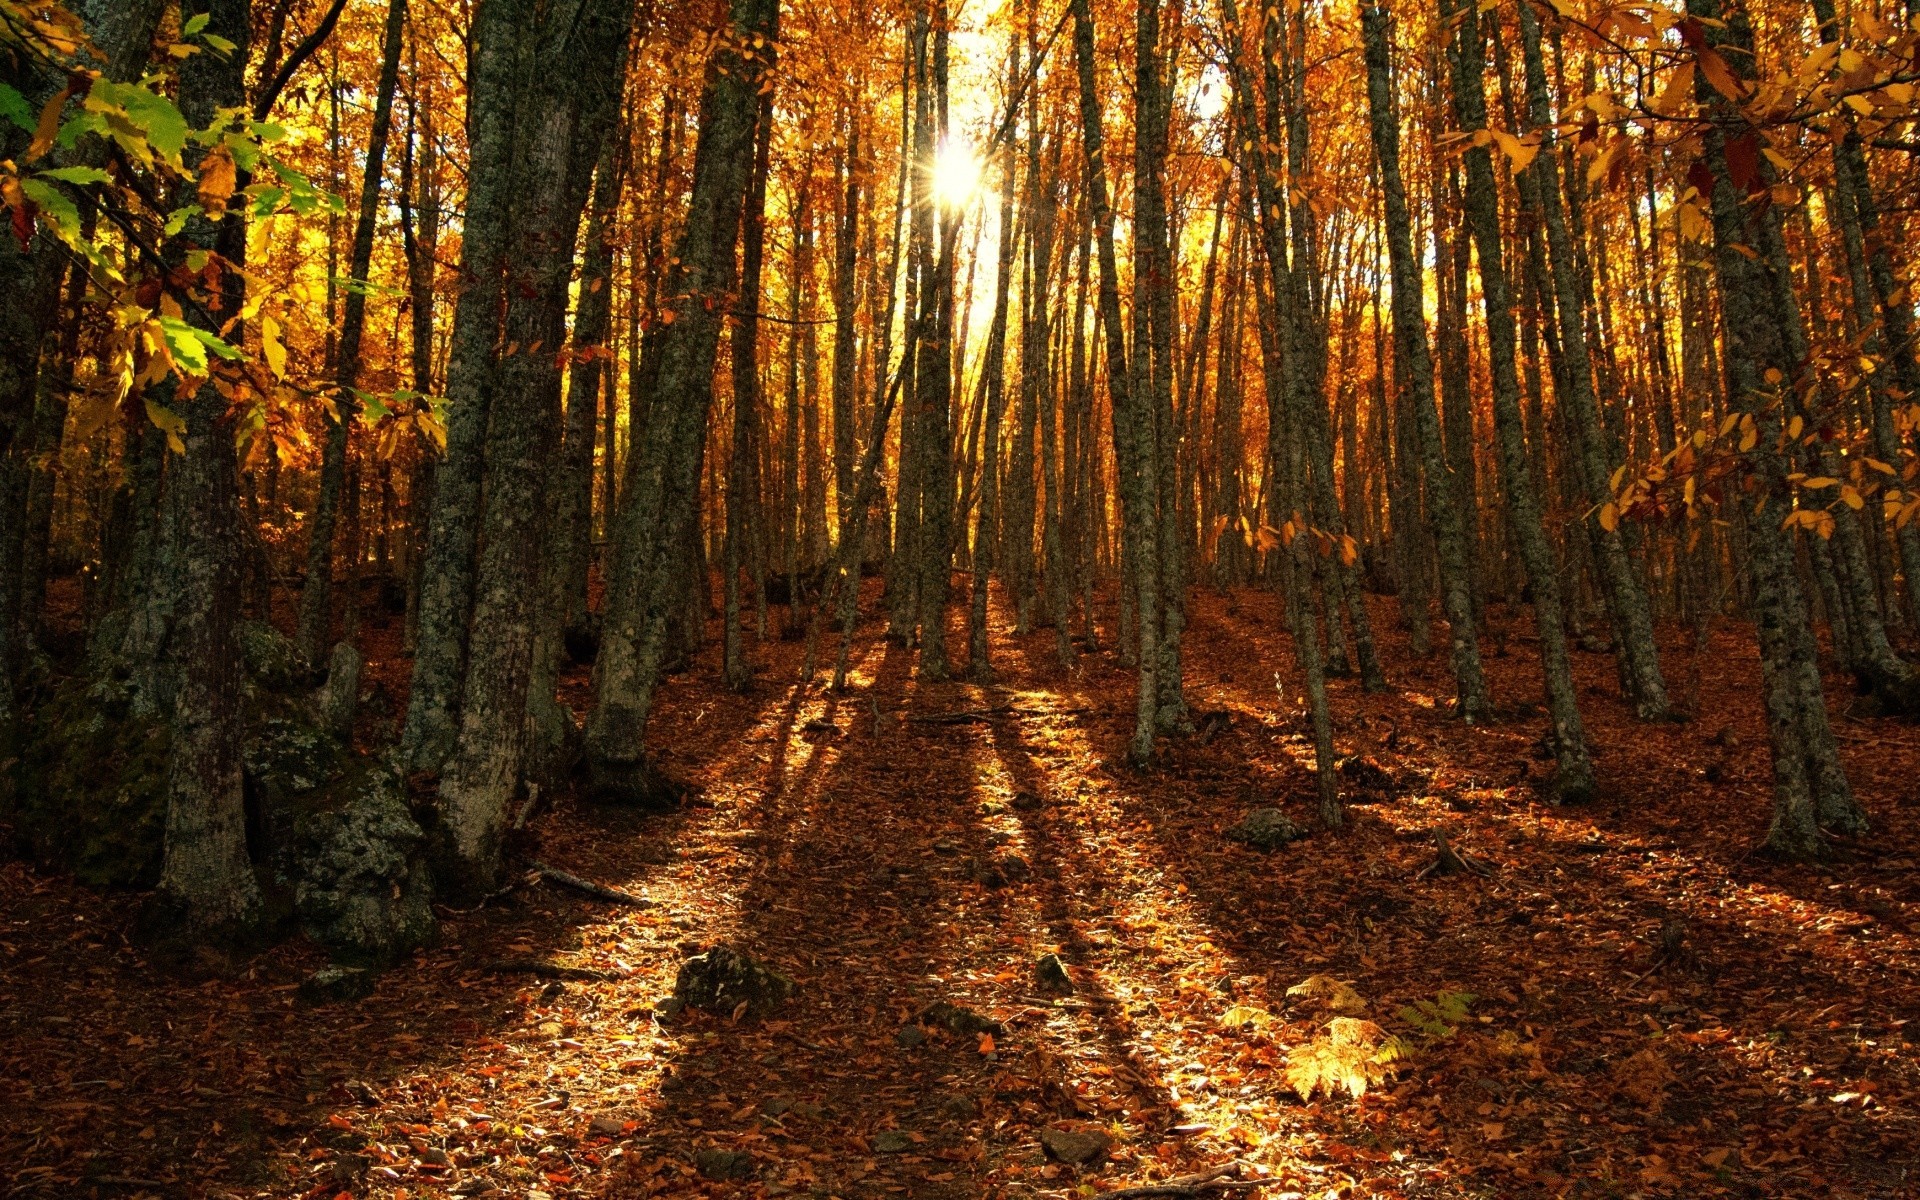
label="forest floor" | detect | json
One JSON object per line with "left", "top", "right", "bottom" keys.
{"left": 2, "top": 580, "right": 1918, "bottom": 1200}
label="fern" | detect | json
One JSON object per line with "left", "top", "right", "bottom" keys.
{"left": 1397, "top": 989, "right": 1475, "bottom": 1038}
{"left": 1285, "top": 1017, "right": 1404, "bottom": 1100}
{"left": 1286, "top": 974, "right": 1368, "bottom": 1014}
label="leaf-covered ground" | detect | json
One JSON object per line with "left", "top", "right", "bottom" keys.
{"left": 3, "top": 585, "right": 1917, "bottom": 1199}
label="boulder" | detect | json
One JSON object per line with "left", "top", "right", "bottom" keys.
{"left": 10, "top": 677, "right": 169, "bottom": 887}
{"left": 239, "top": 619, "right": 310, "bottom": 693}
{"left": 673, "top": 945, "right": 795, "bottom": 1017}
{"left": 1226, "top": 807, "right": 1304, "bottom": 851}
{"left": 283, "top": 762, "right": 436, "bottom": 965}
{"left": 299, "top": 965, "right": 378, "bottom": 1004}
{"left": 871, "top": 1130, "right": 913, "bottom": 1153}
{"left": 524, "top": 692, "right": 583, "bottom": 794}
{"left": 1336, "top": 754, "right": 1399, "bottom": 796}
{"left": 916, "top": 1000, "right": 1002, "bottom": 1037}
{"left": 314, "top": 642, "right": 363, "bottom": 741}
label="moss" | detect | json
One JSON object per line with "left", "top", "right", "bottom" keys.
{"left": 11, "top": 678, "right": 171, "bottom": 887}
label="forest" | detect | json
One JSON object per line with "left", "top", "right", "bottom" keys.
{"left": 0, "top": 0, "right": 1917, "bottom": 1194}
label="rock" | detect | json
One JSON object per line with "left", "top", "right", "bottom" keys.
{"left": 871, "top": 1130, "right": 913, "bottom": 1153}
{"left": 563, "top": 612, "right": 603, "bottom": 666}
{"left": 1226, "top": 807, "right": 1304, "bottom": 850}
{"left": 1012, "top": 790, "right": 1044, "bottom": 811}
{"left": 589, "top": 1114, "right": 630, "bottom": 1136}
{"left": 524, "top": 692, "right": 584, "bottom": 793}
{"left": 916, "top": 1000, "right": 1002, "bottom": 1037}
{"left": 299, "top": 966, "right": 377, "bottom": 1004}
{"left": 245, "top": 697, "right": 347, "bottom": 816}
{"left": 332, "top": 1152, "right": 371, "bottom": 1187}
{"left": 451, "top": 1179, "right": 497, "bottom": 1196}
{"left": 653, "top": 996, "right": 686, "bottom": 1020}
{"left": 760, "top": 1096, "right": 793, "bottom": 1117}
{"left": 1035, "top": 953, "right": 1074, "bottom": 993}
{"left": 314, "top": 642, "right": 363, "bottom": 740}
{"left": 284, "top": 762, "right": 436, "bottom": 965}
{"left": 694, "top": 1148, "right": 755, "bottom": 1182}
{"left": 964, "top": 853, "right": 1031, "bottom": 888}
{"left": 788, "top": 1101, "right": 825, "bottom": 1121}
{"left": 673, "top": 945, "right": 795, "bottom": 1017}
{"left": 1040, "top": 1127, "right": 1111, "bottom": 1165}
{"left": 938, "top": 1094, "right": 978, "bottom": 1120}
{"left": 11, "top": 677, "right": 169, "bottom": 887}
{"left": 895, "top": 1024, "right": 928, "bottom": 1048}
{"left": 239, "top": 619, "right": 310, "bottom": 692}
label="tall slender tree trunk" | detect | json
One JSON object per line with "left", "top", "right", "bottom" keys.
{"left": 1445, "top": 0, "right": 1593, "bottom": 802}
{"left": 1684, "top": 0, "right": 1866, "bottom": 857}
{"left": 297, "top": 0, "right": 408, "bottom": 663}
{"left": 1072, "top": 0, "right": 1160, "bottom": 764}
{"left": 586, "top": 0, "right": 780, "bottom": 804}
{"left": 1514, "top": 2, "right": 1670, "bottom": 720}
{"left": 1359, "top": 0, "right": 1489, "bottom": 721}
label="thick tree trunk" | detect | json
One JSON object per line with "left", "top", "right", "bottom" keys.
{"left": 434, "top": 0, "right": 632, "bottom": 893}
{"left": 151, "top": 0, "right": 263, "bottom": 940}
{"left": 400, "top": 0, "right": 537, "bottom": 772}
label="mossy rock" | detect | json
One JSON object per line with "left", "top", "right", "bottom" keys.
{"left": 280, "top": 761, "right": 435, "bottom": 965}
{"left": 673, "top": 945, "right": 794, "bottom": 1017}
{"left": 1226, "top": 807, "right": 1304, "bottom": 851}
{"left": 11, "top": 677, "right": 170, "bottom": 887}
{"left": 244, "top": 690, "right": 347, "bottom": 834}
{"left": 239, "top": 620, "right": 310, "bottom": 693}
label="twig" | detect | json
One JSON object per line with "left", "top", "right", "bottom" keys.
{"left": 487, "top": 958, "right": 623, "bottom": 982}
{"left": 1095, "top": 1168, "right": 1269, "bottom": 1198}
{"left": 532, "top": 862, "right": 654, "bottom": 907}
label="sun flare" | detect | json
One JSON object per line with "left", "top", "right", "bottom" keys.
{"left": 929, "top": 139, "right": 982, "bottom": 210}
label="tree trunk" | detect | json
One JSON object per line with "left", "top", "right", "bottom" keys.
{"left": 433, "top": 0, "right": 632, "bottom": 893}
{"left": 1359, "top": 0, "right": 1489, "bottom": 721}
{"left": 586, "top": 0, "right": 780, "bottom": 804}
{"left": 296, "top": 0, "right": 407, "bottom": 664}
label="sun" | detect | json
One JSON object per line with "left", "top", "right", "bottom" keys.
{"left": 929, "top": 138, "right": 982, "bottom": 210}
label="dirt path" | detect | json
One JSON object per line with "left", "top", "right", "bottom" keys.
{"left": 3, "top": 586, "right": 1917, "bottom": 1198}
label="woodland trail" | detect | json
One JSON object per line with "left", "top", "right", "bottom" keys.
{"left": 3, "top": 585, "right": 1919, "bottom": 1199}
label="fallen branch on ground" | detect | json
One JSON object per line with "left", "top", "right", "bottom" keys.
{"left": 486, "top": 958, "right": 624, "bottom": 982}
{"left": 1096, "top": 1167, "right": 1269, "bottom": 1198}
{"left": 532, "top": 862, "right": 654, "bottom": 907}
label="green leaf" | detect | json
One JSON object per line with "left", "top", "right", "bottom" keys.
{"left": 202, "top": 32, "right": 236, "bottom": 55}
{"left": 36, "top": 165, "right": 109, "bottom": 186}
{"left": 157, "top": 316, "right": 208, "bottom": 373}
{"left": 182, "top": 12, "right": 210, "bottom": 35}
{"left": 18, "top": 178, "right": 80, "bottom": 240}
{"left": 163, "top": 204, "right": 202, "bottom": 235}
{"left": 113, "top": 84, "right": 189, "bottom": 161}
{"left": 0, "top": 83, "right": 33, "bottom": 133}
